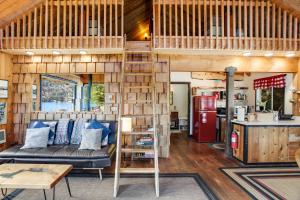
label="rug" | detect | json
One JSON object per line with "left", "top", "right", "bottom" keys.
{"left": 3, "top": 173, "right": 218, "bottom": 200}
{"left": 221, "top": 167, "right": 300, "bottom": 200}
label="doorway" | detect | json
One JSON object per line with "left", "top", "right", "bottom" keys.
{"left": 124, "top": 0, "right": 152, "bottom": 41}
{"left": 170, "top": 82, "right": 191, "bottom": 134}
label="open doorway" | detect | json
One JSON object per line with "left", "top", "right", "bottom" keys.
{"left": 170, "top": 82, "right": 191, "bottom": 134}
{"left": 124, "top": 0, "right": 152, "bottom": 41}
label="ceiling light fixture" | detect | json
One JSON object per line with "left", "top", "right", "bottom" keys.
{"left": 286, "top": 52, "right": 296, "bottom": 57}
{"left": 52, "top": 50, "right": 61, "bottom": 55}
{"left": 243, "top": 51, "right": 251, "bottom": 57}
{"left": 79, "top": 50, "right": 87, "bottom": 55}
{"left": 264, "top": 52, "right": 273, "bottom": 57}
{"left": 26, "top": 51, "right": 34, "bottom": 56}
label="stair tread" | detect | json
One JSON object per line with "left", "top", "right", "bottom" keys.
{"left": 125, "top": 72, "right": 152, "bottom": 76}
{"left": 122, "top": 114, "right": 153, "bottom": 117}
{"left": 124, "top": 99, "right": 153, "bottom": 103}
{"left": 126, "top": 86, "right": 152, "bottom": 89}
{"left": 120, "top": 168, "right": 156, "bottom": 174}
{"left": 125, "top": 61, "right": 152, "bottom": 64}
{"left": 121, "top": 148, "right": 154, "bottom": 153}
{"left": 125, "top": 50, "right": 152, "bottom": 53}
{"left": 123, "top": 131, "right": 154, "bottom": 135}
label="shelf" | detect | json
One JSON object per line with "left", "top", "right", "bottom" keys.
{"left": 192, "top": 87, "right": 248, "bottom": 90}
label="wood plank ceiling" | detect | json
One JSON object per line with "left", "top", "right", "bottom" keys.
{"left": 0, "top": 0, "right": 44, "bottom": 27}
{"left": 0, "top": 0, "right": 151, "bottom": 41}
{"left": 272, "top": 0, "right": 300, "bottom": 16}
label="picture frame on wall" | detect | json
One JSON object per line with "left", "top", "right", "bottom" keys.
{"left": 32, "top": 84, "right": 37, "bottom": 100}
{"left": 0, "top": 102, "right": 7, "bottom": 125}
{"left": 0, "top": 129, "right": 6, "bottom": 144}
{"left": 0, "top": 80, "right": 8, "bottom": 98}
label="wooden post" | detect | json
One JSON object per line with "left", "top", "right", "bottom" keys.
{"left": 225, "top": 66, "right": 236, "bottom": 157}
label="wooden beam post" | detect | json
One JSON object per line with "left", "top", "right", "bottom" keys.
{"left": 225, "top": 66, "right": 237, "bottom": 157}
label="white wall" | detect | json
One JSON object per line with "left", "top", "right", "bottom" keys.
{"left": 171, "top": 72, "right": 295, "bottom": 135}
{"left": 171, "top": 84, "right": 189, "bottom": 118}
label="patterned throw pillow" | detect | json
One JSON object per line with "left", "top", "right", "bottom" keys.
{"left": 79, "top": 129, "right": 102, "bottom": 150}
{"left": 21, "top": 127, "right": 50, "bottom": 149}
{"left": 86, "top": 120, "right": 110, "bottom": 146}
{"left": 54, "top": 119, "right": 70, "bottom": 145}
{"left": 30, "top": 121, "right": 57, "bottom": 145}
{"left": 70, "top": 118, "right": 87, "bottom": 144}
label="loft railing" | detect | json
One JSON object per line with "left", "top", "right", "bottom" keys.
{"left": 0, "top": 0, "right": 124, "bottom": 50}
{"left": 153, "top": 0, "right": 300, "bottom": 51}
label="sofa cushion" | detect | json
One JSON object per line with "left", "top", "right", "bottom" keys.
{"left": 79, "top": 129, "right": 102, "bottom": 150}
{"left": 86, "top": 120, "right": 110, "bottom": 146}
{"left": 0, "top": 145, "right": 111, "bottom": 159}
{"left": 30, "top": 120, "right": 57, "bottom": 145}
{"left": 21, "top": 127, "right": 50, "bottom": 149}
{"left": 54, "top": 119, "right": 70, "bottom": 145}
{"left": 108, "top": 121, "right": 117, "bottom": 144}
{"left": 67, "top": 120, "right": 75, "bottom": 142}
{"left": 70, "top": 118, "right": 87, "bottom": 144}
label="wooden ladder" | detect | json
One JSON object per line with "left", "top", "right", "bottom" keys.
{"left": 113, "top": 41, "right": 159, "bottom": 197}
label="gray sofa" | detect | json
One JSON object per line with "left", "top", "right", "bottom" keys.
{"left": 0, "top": 120, "right": 117, "bottom": 179}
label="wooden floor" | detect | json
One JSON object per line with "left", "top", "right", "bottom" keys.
{"left": 104, "top": 133, "right": 250, "bottom": 200}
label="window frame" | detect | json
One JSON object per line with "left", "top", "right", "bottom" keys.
{"left": 255, "top": 87, "right": 285, "bottom": 113}
{"left": 40, "top": 74, "right": 77, "bottom": 112}
{"left": 81, "top": 83, "right": 105, "bottom": 112}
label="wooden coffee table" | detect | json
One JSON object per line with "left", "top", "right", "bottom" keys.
{"left": 0, "top": 163, "right": 73, "bottom": 200}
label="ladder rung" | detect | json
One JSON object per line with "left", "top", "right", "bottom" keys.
{"left": 125, "top": 61, "right": 152, "bottom": 64}
{"left": 123, "top": 131, "right": 154, "bottom": 135}
{"left": 126, "top": 86, "right": 152, "bottom": 89}
{"left": 125, "top": 72, "right": 152, "bottom": 76}
{"left": 125, "top": 50, "right": 151, "bottom": 54}
{"left": 121, "top": 148, "right": 154, "bottom": 153}
{"left": 124, "top": 100, "right": 152, "bottom": 104}
{"left": 123, "top": 115, "right": 153, "bottom": 117}
{"left": 120, "top": 168, "right": 156, "bottom": 174}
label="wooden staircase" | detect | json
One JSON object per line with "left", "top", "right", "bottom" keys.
{"left": 113, "top": 41, "right": 159, "bottom": 197}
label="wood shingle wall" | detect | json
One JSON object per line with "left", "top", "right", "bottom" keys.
{"left": 11, "top": 54, "right": 170, "bottom": 157}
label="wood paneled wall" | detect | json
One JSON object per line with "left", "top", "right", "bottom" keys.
{"left": 0, "top": 53, "right": 14, "bottom": 149}
{"left": 12, "top": 54, "right": 122, "bottom": 143}
{"left": 0, "top": 0, "right": 124, "bottom": 50}
{"left": 11, "top": 54, "right": 171, "bottom": 157}
{"left": 153, "top": 0, "right": 300, "bottom": 51}
{"left": 169, "top": 55, "right": 299, "bottom": 72}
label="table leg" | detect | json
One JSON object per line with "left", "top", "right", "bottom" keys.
{"left": 52, "top": 186, "right": 55, "bottom": 200}
{"left": 65, "top": 177, "right": 72, "bottom": 197}
{"left": 43, "top": 189, "right": 47, "bottom": 200}
{"left": 1, "top": 188, "right": 7, "bottom": 197}
{"left": 99, "top": 169, "right": 102, "bottom": 181}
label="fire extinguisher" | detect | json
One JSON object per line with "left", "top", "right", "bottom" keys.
{"left": 231, "top": 131, "right": 239, "bottom": 149}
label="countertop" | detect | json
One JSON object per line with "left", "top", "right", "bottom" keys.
{"left": 217, "top": 114, "right": 226, "bottom": 118}
{"left": 232, "top": 117, "right": 300, "bottom": 126}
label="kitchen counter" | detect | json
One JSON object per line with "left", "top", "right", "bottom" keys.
{"left": 231, "top": 118, "right": 300, "bottom": 164}
{"left": 232, "top": 117, "right": 300, "bottom": 126}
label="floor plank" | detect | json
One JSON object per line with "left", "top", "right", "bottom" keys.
{"left": 105, "top": 133, "right": 251, "bottom": 200}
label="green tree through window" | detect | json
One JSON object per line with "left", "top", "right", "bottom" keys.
{"left": 91, "top": 84, "right": 105, "bottom": 110}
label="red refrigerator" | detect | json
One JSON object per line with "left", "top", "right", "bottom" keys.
{"left": 193, "top": 96, "right": 217, "bottom": 143}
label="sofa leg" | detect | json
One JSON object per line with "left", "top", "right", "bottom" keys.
{"left": 99, "top": 169, "right": 103, "bottom": 181}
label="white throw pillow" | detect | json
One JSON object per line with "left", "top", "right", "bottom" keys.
{"left": 79, "top": 129, "right": 102, "bottom": 150}
{"left": 21, "top": 127, "right": 50, "bottom": 149}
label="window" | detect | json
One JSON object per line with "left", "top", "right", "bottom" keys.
{"left": 81, "top": 83, "right": 104, "bottom": 111}
{"left": 41, "top": 75, "right": 77, "bottom": 112}
{"left": 255, "top": 88, "right": 285, "bottom": 112}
